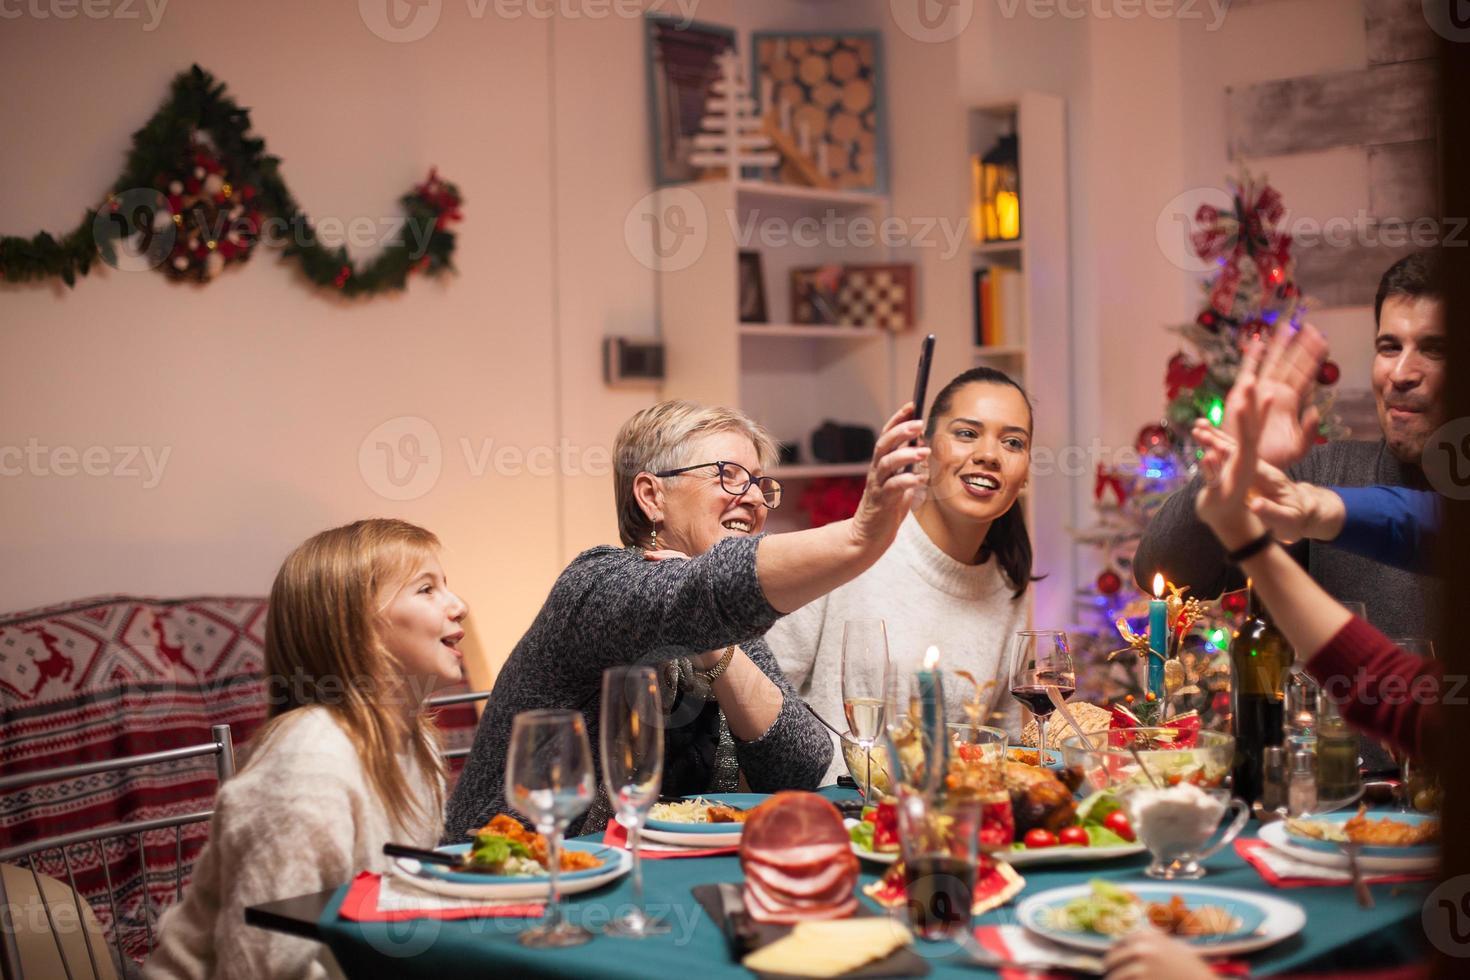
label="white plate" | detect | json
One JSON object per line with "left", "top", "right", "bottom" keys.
{"left": 1258, "top": 821, "right": 1439, "bottom": 874}
{"left": 1000, "top": 840, "right": 1146, "bottom": 867}
{"left": 640, "top": 825, "right": 742, "bottom": 848}
{"left": 391, "top": 842, "right": 632, "bottom": 900}
{"left": 1018, "top": 883, "right": 1306, "bottom": 956}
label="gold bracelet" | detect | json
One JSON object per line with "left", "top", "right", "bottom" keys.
{"left": 699, "top": 645, "right": 736, "bottom": 686}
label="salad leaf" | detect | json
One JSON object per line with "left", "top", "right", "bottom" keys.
{"left": 1076, "top": 791, "right": 1121, "bottom": 826}
{"left": 1084, "top": 825, "right": 1130, "bottom": 848}
{"left": 848, "top": 821, "right": 875, "bottom": 852}
{"left": 469, "top": 833, "right": 532, "bottom": 868}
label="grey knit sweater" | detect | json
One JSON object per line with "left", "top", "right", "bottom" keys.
{"left": 442, "top": 534, "right": 833, "bottom": 842}
{"left": 1133, "top": 439, "right": 1440, "bottom": 639}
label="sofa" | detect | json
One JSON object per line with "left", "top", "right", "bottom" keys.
{"left": 0, "top": 594, "right": 481, "bottom": 966}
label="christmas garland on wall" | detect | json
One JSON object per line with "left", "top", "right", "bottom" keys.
{"left": 0, "top": 66, "right": 461, "bottom": 296}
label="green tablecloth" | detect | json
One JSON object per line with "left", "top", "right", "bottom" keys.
{"left": 316, "top": 790, "right": 1430, "bottom": 978}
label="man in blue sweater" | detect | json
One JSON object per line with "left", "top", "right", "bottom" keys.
{"left": 1134, "top": 252, "right": 1445, "bottom": 640}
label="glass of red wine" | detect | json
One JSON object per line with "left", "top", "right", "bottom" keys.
{"left": 1007, "top": 630, "right": 1075, "bottom": 761}
{"left": 896, "top": 788, "right": 983, "bottom": 941}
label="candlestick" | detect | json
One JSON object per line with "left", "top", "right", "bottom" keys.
{"left": 917, "top": 646, "right": 948, "bottom": 796}
{"left": 1148, "top": 573, "right": 1167, "bottom": 701}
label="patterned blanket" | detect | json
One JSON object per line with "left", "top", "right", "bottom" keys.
{"left": 0, "top": 594, "right": 480, "bottom": 964}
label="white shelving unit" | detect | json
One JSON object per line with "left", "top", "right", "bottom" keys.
{"left": 964, "top": 94, "right": 1074, "bottom": 627}
{"left": 658, "top": 178, "right": 900, "bottom": 528}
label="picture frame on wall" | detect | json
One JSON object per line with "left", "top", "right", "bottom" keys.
{"left": 738, "top": 250, "right": 768, "bottom": 323}
{"left": 751, "top": 30, "right": 888, "bottom": 193}
{"left": 644, "top": 15, "right": 736, "bottom": 186}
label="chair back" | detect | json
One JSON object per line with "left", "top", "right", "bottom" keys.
{"left": 0, "top": 725, "right": 235, "bottom": 980}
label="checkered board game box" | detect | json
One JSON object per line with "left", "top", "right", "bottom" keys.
{"left": 790, "top": 263, "right": 915, "bottom": 331}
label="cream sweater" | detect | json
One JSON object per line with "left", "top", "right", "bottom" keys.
{"left": 766, "top": 513, "right": 1029, "bottom": 784}
{"left": 144, "top": 707, "right": 442, "bottom": 980}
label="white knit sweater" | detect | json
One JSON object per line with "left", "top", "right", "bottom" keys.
{"left": 143, "top": 707, "right": 443, "bottom": 980}
{"left": 767, "top": 513, "right": 1029, "bottom": 784}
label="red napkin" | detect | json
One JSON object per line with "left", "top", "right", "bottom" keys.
{"left": 601, "top": 821, "right": 738, "bottom": 858}
{"left": 1234, "top": 838, "right": 1433, "bottom": 888}
{"left": 337, "top": 872, "right": 543, "bottom": 921}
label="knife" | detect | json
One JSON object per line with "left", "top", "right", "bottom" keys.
{"left": 1338, "top": 841, "right": 1375, "bottom": 909}
{"left": 715, "top": 882, "right": 758, "bottom": 959}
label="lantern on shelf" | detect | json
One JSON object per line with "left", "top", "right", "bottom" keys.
{"left": 974, "top": 132, "right": 1020, "bottom": 243}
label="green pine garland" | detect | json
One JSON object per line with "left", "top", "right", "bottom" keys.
{"left": 0, "top": 65, "right": 461, "bottom": 296}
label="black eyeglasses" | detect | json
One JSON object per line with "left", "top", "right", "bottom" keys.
{"left": 653, "top": 460, "right": 783, "bottom": 509}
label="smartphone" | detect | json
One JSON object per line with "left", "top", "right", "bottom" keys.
{"left": 905, "top": 334, "right": 936, "bottom": 472}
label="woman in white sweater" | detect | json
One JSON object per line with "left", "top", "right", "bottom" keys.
{"left": 145, "top": 519, "right": 468, "bottom": 980}
{"left": 768, "top": 367, "right": 1036, "bottom": 784}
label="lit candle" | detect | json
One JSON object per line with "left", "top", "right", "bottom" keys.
{"left": 917, "top": 646, "right": 947, "bottom": 793}
{"left": 1148, "top": 573, "right": 1168, "bottom": 701}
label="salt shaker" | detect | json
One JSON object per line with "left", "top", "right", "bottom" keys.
{"left": 1260, "top": 746, "right": 1288, "bottom": 817}
{"left": 1289, "top": 748, "right": 1318, "bottom": 816}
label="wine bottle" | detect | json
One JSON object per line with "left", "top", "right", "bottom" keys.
{"left": 1229, "top": 587, "right": 1294, "bottom": 806}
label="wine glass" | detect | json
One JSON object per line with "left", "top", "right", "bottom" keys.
{"left": 842, "top": 619, "right": 890, "bottom": 799}
{"left": 599, "top": 666, "right": 669, "bottom": 937}
{"left": 505, "top": 709, "right": 596, "bottom": 948}
{"left": 1008, "top": 631, "right": 1074, "bottom": 760}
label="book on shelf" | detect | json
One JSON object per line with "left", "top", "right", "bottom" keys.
{"left": 973, "top": 266, "right": 1024, "bottom": 349}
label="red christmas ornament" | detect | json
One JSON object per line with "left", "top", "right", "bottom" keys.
{"left": 1221, "top": 591, "right": 1247, "bottom": 615}
{"left": 1096, "top": 569, "right": 1122, "bottom": 596}
{"left": 1166, "top": 353, "right": 1208, "bottom": 399}
{"left": 1196, "top": 310, "right": 1219, "bottom": 333}
{"left": 1135, "top": 423, "right": 1172, "bottom": 455}
{"left": 333, "top": 265, "right": 351, "bottom": 289}
{"left": 1317, "top": 360, "right": 1340, "bottom": 386}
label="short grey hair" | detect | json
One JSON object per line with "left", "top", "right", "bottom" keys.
{"left": 613, "top": 400, "right": 779, "bottom": 548}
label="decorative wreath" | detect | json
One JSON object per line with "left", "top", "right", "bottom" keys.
{"left": 0, "top": 65, "right": 462, "bottom": 297}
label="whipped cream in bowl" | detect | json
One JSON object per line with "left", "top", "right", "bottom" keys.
{"left": 1123, "top": 782, "right": 1250, "bottom": 880}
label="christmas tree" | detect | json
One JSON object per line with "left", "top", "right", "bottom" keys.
{"left": 1069, "top": 171, "right": 1342, "bottom": 728}
{"left": 688, "top": 49, "right": 779, "bottom": 178}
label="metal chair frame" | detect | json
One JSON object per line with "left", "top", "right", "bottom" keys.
{"left": 0, "top": 725, "right": 236, "bottom": 980}
{"left": 426, "top": 689, "right": 491, "bottom": 760}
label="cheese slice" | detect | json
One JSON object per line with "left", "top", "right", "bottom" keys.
{"left": 741, "top": 918, "right": 911, "bottom": 977}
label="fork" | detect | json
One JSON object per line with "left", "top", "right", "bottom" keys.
{"left": 1338, "top": 841, "right": 1374, "bottom": 909}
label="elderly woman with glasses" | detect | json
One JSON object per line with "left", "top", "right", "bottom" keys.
{"left": 445, "top": 399, "right": 928, "bottom": 839}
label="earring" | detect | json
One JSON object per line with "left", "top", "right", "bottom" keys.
{"left": 649, "top": 521, "right": 660, "bottom": 550}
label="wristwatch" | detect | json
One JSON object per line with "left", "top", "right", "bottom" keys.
{"left": 696, "top": 645, "right": 736, "bottom": 694}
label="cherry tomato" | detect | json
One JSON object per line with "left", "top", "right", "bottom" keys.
{"left": 1058, "top": 826, "right": 1089, "bottom": 847}
{"left": 1104, "top": 811, "right": 1135, "bottom": 842}
{"left": 1023, "top": 829, "right": 1058, "bottom": 849}
{"left": 863, "top": 808, "right": 877, "bottom": 823}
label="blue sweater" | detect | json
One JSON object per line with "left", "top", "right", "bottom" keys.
{"left": 1331, "top": 486, "right": 1440, "bottom": 574}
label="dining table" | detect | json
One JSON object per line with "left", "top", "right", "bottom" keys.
{"left": 245, "top": 787, "right": 1432, "bottom": 978}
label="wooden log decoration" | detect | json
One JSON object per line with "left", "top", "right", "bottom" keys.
{"left": 753, "top": 33, "right": 884, "bottom": 191}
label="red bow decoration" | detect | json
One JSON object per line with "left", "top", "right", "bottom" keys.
{"left": 1094, "top": 463, "right": 1129, "bottom": 506}
{"left": 1191, "top": 175, "right": 1293, "bottom": 316}
{"left": 1165, "top": 352, "right": 1207, "bottom": 398}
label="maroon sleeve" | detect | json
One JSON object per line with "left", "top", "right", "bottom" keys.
{"left": 1303, "top": 616, "right": 1440, "bottom": 757}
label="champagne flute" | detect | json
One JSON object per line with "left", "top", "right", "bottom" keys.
{"left": 1007, "top": 631, "right": 1074, "bottom": 759}
{"left": 599, "top": 666, "right": 669, "bottom": 937}
{"left": 842, "top": 619, "right": 890, "bottom": 799}
{"left": 505, "top": 709, "right": 596, "bottom": 948}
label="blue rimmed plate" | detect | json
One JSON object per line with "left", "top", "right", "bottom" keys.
{"left": 1282, "top": 810, "right": 1438, "bottom": 860}
{"left": 390, "top": 840, "right": 630, "bottom": 900}
{"left": 643, "top": 792, "right": 767, "bottom": 835}
{"left": 1017, "top": 883, "right": 1305, "bottom": 956}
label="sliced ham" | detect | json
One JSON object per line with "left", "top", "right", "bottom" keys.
{"left": 745, "top": 873, "right": 854, "bottom": 912}
{"left": 745, "top": 851, "right": 858, "bottom": 897}
{"left": 738, "top": 792, "right": 860, "bottom": 925}
{"left": 743, "top": 888, "right": 859, "bottom": 924}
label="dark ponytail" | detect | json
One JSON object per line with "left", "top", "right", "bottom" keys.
{"left": 924, "top": 366, "right": 1041, "bottom": 599}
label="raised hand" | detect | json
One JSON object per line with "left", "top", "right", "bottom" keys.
{"left": 1224, "top": 322, "right": 1328, "bottom": 469}
{"left": 847, "top": 403, "right": 929, "bottom": 555}
{"left": 1195, "top": 376, "right": 1270, "bottom": 550}
{"left": 1192, "top": 420, "right": 1343, "bottom": 544}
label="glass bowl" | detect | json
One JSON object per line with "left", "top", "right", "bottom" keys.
{"left": 1058, "top": 727, "right": 1234, "bottom": 796}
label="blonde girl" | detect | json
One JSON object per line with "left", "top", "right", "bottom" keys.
{"left": 146, "top": 519, "right": 468, "bottom": 980}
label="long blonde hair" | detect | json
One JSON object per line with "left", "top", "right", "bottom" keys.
{"left": 253, "top": 518, "right": 447, "bottom": 832}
